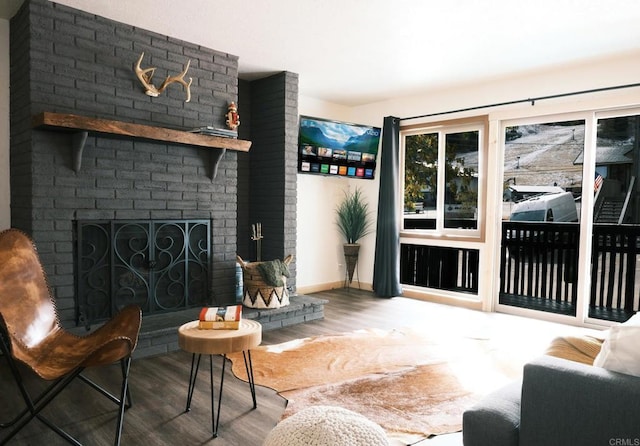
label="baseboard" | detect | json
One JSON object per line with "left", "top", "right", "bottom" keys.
{"left": 402, "top": 287, "right": 483, "bottom": 311}
{"left": 296, "top": 281, "right": 374, "bottom": 295}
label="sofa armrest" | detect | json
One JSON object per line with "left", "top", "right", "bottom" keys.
{"left": 520, "top": 355, "right": 640, "bottom": 446}
{"left": 462, "top": 381, "right": 521, "bottom": 446}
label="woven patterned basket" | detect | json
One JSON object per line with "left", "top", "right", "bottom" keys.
{"left": 236, "top": 255, "right": 293, "bottom": 309}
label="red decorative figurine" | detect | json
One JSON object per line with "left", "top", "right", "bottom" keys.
{"left": 226, "top": 102, "right": 240, "bottom": 130}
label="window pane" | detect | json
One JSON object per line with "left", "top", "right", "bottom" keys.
{"left": 500, "top": 120, "right": 584, "bottom": 316}
{"left": 594, "top": 115, "right": 640, "bottom": 224}
{"left": 503, "top": 121, "right": 584, "bottom": 222}
{"left": 591, "top": 114, "right": 640, "bottom": 322}
{"left": 404, "top": 133, "right": 438, "bottom": 230}
{"left": 444, "top": 131, "right": 479, "bottom": 229}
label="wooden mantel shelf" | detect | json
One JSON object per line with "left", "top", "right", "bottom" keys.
{"left": 32, "top": 112, "right": 252, "bottom": 179}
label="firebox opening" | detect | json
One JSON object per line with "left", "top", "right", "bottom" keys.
{"left": 75, "top": 219, "right": 211, "bottom": 329}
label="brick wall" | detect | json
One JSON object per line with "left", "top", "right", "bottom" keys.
{"left": 249, "top": 72, "right": 299, "bottom": 291}
{"left": 9, "top": 0, "right": 243, "bottom": 325}
{"left": 236, "top": 79, "right": 252, "bottom": 260}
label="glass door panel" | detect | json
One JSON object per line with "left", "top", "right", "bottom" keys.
{"left": 500, "top": 120, "right": 585, "bottom": 316}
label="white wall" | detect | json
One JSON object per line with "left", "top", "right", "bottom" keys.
{"left": 0, "top": 18, "right": 10, "bottom": 230}
{"left": 295, "top": 96, "right": 381, "bottom": 293}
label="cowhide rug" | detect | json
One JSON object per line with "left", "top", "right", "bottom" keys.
{"left": 229, "top": 327, "right": 520, "bottom": 444}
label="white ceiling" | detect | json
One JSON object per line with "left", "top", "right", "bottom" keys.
{"left": 3, "top": 0, "right": 640, "bottom": 106}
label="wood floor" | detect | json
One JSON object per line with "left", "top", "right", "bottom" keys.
{"left": 0, "top": 288, "right": 599, "bottom": 445}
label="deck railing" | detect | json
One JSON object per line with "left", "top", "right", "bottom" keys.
{"left": 397, "top": 223, "right": 640, "bottom": 322}
{"left": 590, "top": 224, "right": 640, "bottom": 321}
{"left": 400, "top": 243, "right": 478, "bottom": 294}
{"left": 499, "top": 222, "right": 579, "bottom": 316}
{"left": 500, "top": 222, "right": 640, "bottom": 322}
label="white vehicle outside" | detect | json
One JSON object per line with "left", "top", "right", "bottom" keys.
{"left": 509, "top": 191, "right": 578, "bottom": 222}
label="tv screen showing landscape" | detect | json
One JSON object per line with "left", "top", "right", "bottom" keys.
{"left": 298, "top": 115, "right": 381, "bottom": 179}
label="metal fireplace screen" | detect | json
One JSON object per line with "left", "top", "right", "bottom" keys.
{"left": 75, "top": 220, "right": 211, "bottom": 328}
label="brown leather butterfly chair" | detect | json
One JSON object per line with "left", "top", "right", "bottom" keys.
{"left": 0, "top": 229, "right": 141, "bottom": 445}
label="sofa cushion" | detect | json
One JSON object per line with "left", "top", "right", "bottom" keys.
{"left": 594, "top": 312, "right": 640, "bottom": 376}
{"left": 462, "top": 381, "right": 521, "bottom": 446}
{"left": 544, "top": 335, "right": 602, "bottom": 365}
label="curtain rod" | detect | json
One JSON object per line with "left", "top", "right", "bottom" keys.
{"left": 400, "top": 82, "right": 640, "bottom": 122}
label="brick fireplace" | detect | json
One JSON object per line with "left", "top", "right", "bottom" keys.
{"left": 9, "top": 0, "right": 299, "bottom": 330}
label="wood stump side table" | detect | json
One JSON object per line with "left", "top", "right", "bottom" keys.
{"left": 178, "top": 319, "right": 262, "bottom": 438}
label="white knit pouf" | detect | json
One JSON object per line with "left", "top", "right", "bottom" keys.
{"left": 263, "top": 405, "right": 389, "bottom": 446}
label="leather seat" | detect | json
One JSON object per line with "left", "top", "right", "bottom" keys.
{"left": 0, "top": 228, "right": 141, "bottom": 445}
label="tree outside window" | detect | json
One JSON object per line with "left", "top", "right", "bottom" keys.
{"left": 403, "top": 129, "right": 479, "bottom": 231}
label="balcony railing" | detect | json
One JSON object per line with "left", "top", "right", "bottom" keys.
{"left": 500, "top": 222, "right": 640, "bottom": 322}
{"left": 400, "top": 244, "right": 478, "bottom": 294}
{"left": 401, "top": 222, "right": 640, "bottom": 322}
{"left": 590, "top": 224, "right": 640, "bottom": 322}
{"left": 500, "top": 222, "right": 579, "bottom": 316}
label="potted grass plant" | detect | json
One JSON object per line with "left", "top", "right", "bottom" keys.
{"left": 336, "top": 187, "right": 373, "bottom": 285}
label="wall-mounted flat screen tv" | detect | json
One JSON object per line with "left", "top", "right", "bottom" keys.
{"left": 298, "top": 115, "right": 381, "bottom": 179}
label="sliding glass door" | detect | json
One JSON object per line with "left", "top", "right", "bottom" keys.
{"left": 589, "top": 113, "right": 640, "bottom": 322}
{"left": 499, "top": 109, "right": 640, "bottom": 324}
{"left": 500, "top": 118, "right": 584, "bottom": 316}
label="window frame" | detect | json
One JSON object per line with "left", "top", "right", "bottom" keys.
{"left": 400, "top": 116, "right": 488, "bottom": 241}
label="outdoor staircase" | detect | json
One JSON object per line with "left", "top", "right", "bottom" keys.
{"left": 595, "top": 197, "right": 624, "bottom": 223}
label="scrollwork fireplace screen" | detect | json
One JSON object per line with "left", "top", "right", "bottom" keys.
{"left": 75, "top": 220, "right": 211, "bottom": 328}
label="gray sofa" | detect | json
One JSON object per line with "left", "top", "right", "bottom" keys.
{"left": 462, "top": 355, "right": 640, "bottom": 446}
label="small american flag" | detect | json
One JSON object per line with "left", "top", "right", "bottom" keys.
{"left": 594, "top": 172, "right": 603, "bottom": 192}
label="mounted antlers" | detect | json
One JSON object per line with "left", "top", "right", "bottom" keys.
{"left": 134, "top": 52, "right": 192, "bottom": 103}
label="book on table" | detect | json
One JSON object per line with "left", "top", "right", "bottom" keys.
{"left": 198, "top": 305, "right": 242, "bottom": 329}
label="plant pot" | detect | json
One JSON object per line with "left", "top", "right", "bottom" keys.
{"left": 343, "top": 243, "right": 360, "bottom": 284}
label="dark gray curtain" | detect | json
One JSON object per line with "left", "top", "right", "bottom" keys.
{"left": 373, "top": 116, "right": 403, "bottom": 297}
